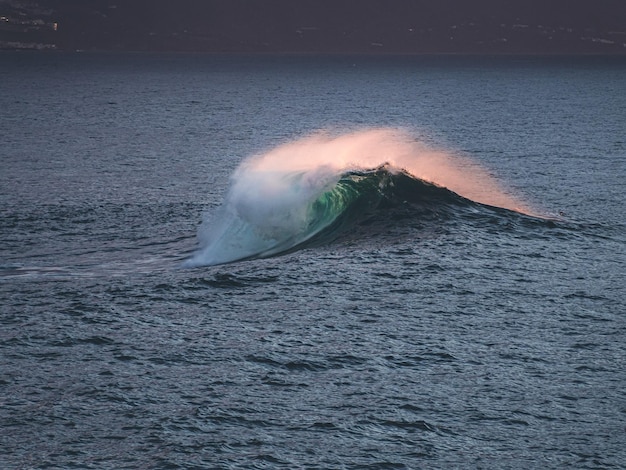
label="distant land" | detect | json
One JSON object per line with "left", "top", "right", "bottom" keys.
{"left": 2, "top": 0, "right": 626, "bottom": 54}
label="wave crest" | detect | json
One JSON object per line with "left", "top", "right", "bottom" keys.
{"left": 186, "top": 128, "right": 530, "bottom": 266}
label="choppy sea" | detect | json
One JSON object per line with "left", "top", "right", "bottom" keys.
{"left": 1, "top": 53, "right": 625, "bottom": 469}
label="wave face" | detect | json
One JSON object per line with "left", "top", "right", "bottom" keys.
{"left": 186, "top": 129, "right": 529, "bottom": 266}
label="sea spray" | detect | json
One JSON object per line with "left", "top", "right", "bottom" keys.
{"left": 229, "top": 128, "right": 529, "bottom": 212}
{"left": 186, "top": 128, "right": 531, "bottom": 266}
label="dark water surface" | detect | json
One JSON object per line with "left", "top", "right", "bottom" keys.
{"left": 1, "top": 53, "right": 625, "bottom": 469}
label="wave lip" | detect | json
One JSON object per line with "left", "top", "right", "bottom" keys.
{"left": 186, "top": 128, "right": 531, "bottom": 267}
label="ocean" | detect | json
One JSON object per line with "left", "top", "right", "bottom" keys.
{"left": 1, "top": 53, "right": 625, "bottom": 469}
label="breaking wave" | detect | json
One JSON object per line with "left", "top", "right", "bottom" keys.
{"left": 185, "top": 128, "right": 532, "bottom": 266}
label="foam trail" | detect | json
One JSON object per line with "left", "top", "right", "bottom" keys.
{"left": 186, "top": 128, "right": 531, "bottom": 266}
